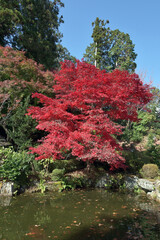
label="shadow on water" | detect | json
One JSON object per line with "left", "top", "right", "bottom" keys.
{"left": 0, "top": 190, "right": 160, "bottom": 240}
{"left": 65, "top": 213, "right": 160, "bottom": 240}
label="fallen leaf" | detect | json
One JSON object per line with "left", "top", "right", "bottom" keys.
{"left": 66, "top": 226, "right": 71, "bottom": 229}
{"left": 25, "top": 232, "right": 36, "bottom": 236}
{"left": 113, "top": 212, "right": 118, "bottom": 216}
{"left": 98, "top": 223, "right": 104, "bottom": 226}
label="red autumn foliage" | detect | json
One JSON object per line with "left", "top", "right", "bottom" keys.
{"left": 27, "top": 60, "right": 152, "bottom": 169}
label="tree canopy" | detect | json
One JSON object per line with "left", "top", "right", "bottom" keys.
{"left": 83, "top": 17, "right": 137, "bottom": 72}
{"left": 0, "top": 0, "right": 21, "bottom": 46}
{"left": 27, "top": 61, "right": 152, "bottom": 170}
{"left": 0, "top": 0, "right": 65, "bottom": 70}
{"left": 0, "top": 46, "right": 55, "bottom": 147}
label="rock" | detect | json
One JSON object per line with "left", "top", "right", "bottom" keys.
{"left": 137, "top": 178, "right": 155, "bottom": 191}
{"left": 0, "top": 181, "right": 14, "bottom": 196}
{"left": 25, "top": 186, "right": 41, "bottom": 193}
{"left": 124, "top": 176, "right": 138, "bottom": 191}
{"left": 95, "top": 174, "right": 112, "bottom": 188}
{"left": 154, "top": 180, "right": 160, "bottom": 202}
{"left": 147, "top": 191, "right": 157, "bottom": 200}
{"left": 135, "top": 179, "right": 160, "bottom": 203}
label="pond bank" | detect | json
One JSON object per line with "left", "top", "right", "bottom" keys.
{"left": 1, "top": 173, "right": 160, "bottom": 203}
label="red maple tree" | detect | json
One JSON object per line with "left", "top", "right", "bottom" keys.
{"left": 27, "top": 60, "right": 152, "bottom": 169}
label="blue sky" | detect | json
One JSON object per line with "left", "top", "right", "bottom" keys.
{"left": 59, "top": 0, "right": 160, "bottom": 88}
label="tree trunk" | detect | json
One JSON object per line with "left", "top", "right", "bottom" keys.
{"left": 86, "top": 161, "right": 92, "bottom": 172}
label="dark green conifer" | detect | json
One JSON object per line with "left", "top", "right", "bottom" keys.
{"left": 84, "top": 17, "right": 137, "bottom": 72}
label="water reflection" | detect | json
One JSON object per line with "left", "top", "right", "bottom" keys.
{"left": 0, "top": 196, "right": 12, "bottom": 206}
{"left": 138, "top": 202, "right": 160, "bottom": 224}
{"left": 0, "top": 190, "right": 159, "bottom": 240}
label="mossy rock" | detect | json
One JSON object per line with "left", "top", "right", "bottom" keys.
{"left": 140, "top": 164, "right": 159, "bottom": 179}
{"left": 51, "top": 169, "right": 65, "bottom": 181}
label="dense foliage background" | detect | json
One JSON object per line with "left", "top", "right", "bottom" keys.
{"left": 0, "top": 1, "right": 159, "bottom": 186}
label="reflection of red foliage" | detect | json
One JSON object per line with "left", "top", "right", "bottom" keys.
{"left": 27, "top": 60, "right": 152, "bottom": 170}
{"left": 25, "top": 226, "right": 46, "bottom": 238}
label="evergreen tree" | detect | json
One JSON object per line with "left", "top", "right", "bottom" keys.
{"left": 84, "top": 17, "right": 137, "bottom": 72}
{"left": 56, "top": 43, "right": 76, "bottom": 62}
{"left": 13, "top": 0, "right": 64, "bottom": 70}
{"left": 91, "top": 18, "right": 110, "bottom": 69}
{"left": 0, "top": 0, "right": 21, "bottom": 46}
{"left": 108, "top": 29, "right": 137, "bottom": 72}
{"left": 0, "top": 0, "right": 64, "bottom": 70}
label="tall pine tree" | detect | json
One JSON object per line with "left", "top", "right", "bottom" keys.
{"left": 84, "top": 17, "right": 137, "bottom": 72}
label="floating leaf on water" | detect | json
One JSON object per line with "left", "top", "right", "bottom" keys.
{"left": 98, "top": 223, "right": 103, "bottom": 226}
{"left": 66, "top": 226, "right": 71, "bottom": 229}
{"left": 113, "top": 212, "right": 118, "bottom": 216}
{"left": 25, "top": 232, "right": 36, "bottom": 236}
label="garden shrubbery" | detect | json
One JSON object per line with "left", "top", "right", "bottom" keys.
{"left": 140, "top": 164, "right": 159, "bottom": 179}
{"left": 0, "top": 147, "right": 36, "bottom": 185}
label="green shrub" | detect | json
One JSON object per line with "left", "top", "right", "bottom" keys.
{"left": 51, "top": 168, "right": 65, "bottom": 181}
{"left": 140, "top": 164, "right": 159, "bottom": 179}
{"left": 146, "top": 145, "right": 160, "bottom": 167}
{"left": 53, "top": 159, "right": 84, "bottom": 173}
{"left": 122, "top": 148, "right": 149, "bottom": 173}
{"left": 0, "top": 147, "right": 35, "bottom": 184}
{"left": 123, "top": 145, "right": 160, "bottom": 174}
{"left": 58, "top": 175, "right": 89, "bottom": 191}
{"left": 6, "top": 96, "right": 38, "bottom": 150}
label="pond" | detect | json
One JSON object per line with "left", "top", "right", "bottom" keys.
{"left": 0, "top": 190, "right": 160, "bottom": 240}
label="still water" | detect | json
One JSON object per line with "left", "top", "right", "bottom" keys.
{"left": 0, "top": 190, "right": 160, "bottom": 240}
